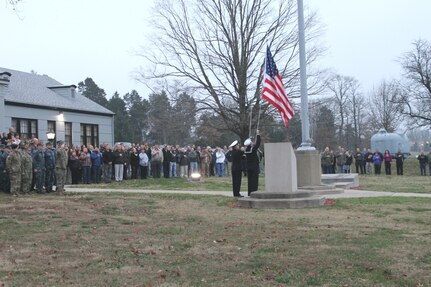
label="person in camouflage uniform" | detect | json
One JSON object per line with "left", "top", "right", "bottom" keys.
{"left": 33, "top": 143, "right": 46, "bottom": 193}
{"left": 44, "top": 142, "right": 56, "bottom": 193}
{"left": 19, "top": 142, "right": 33, "bottom": 194}
{"left": 6, "top": 144, "right": 22, "bottom": 196}
{"left": 55, "top": 140, "right": 68, "bottom": 194}
{"left": 0, "top": 144, "right": 10, "bottom": 193}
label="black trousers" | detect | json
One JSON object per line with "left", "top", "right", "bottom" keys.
{"left": 163, "top": 161, "right": 170, "bottom": 178}
{"left": 139, "top": 165, "right": 148, "bottom": 179}
{"left": 384, "top": 162, "right": 391, "bottom": 175}
{"left": 374, "top": 164, "right": 381, "bottom": 175}
{"left": 232, "top": 169, "right": 242, "bottom": 196}
{"left": 396, "top": 162, "right": 403, "bottom": 175}
{"left": 247, "top": 166, "right": 259, "bottom": 195}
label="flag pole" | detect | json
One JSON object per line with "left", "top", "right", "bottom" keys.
{"left": 255, "top": 52, "right": 266, "bottom": 135}
{"left": 249, "top": 106, "right": 252, "bottom": 137}
{"left": 297, "top": 0, "right": 315, "bottom": 150}
{"left": 256, "top": 98, "right": 262, "bottom": 134}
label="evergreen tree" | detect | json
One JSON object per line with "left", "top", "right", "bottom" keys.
{"left": 124, "top": 90, "right": 150, "bottom": 143}
{"left": 78, "top": 77, "right": 109, "bottom": 108}
{"left": 194, "top": 113, "right": 236, "bottom": 147}
{"left": 108, "top": 92, "right": 131, "bottom": 142}
{"left": 148, "top": 91, "right": 172, "bottom": 144}
{"left": 171, "top": 93, "right": 197, "bottom": 144}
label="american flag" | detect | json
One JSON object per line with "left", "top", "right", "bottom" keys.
{"left": 261, "top": 47, "right": 294, "bottom": 128}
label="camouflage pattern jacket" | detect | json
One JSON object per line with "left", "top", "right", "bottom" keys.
{"left": 55, "top": 148, "right": 68, "bottom": 170}
{"left": 6, "top": 150, "right": 22, "bottom": 174}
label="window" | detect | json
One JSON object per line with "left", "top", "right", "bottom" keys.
{"left": 11, "top": 118, "right": 38, "bottom": 140}
{"left": 65, "top": 122, "right": 72, "bottom": 147}
{"left": 47, "top": 120, "right": 56, "bottom": 144}
{"left": 80, "top": 123, "right": 99, "bottom": 147}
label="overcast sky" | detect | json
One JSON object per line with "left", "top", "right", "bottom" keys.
{"left": 1, "top": 0, "right": 431, "bottom": 99}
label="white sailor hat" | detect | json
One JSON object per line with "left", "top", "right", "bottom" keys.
{"left": 229, "top": 140, "right": 238, "bottom": 147}
{"left": 244, "top": 138, "right": 252, "bottom": 146}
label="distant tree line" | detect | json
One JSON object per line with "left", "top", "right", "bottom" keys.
{"left": 310, "top": 39, "right": 431, "bottom": 152}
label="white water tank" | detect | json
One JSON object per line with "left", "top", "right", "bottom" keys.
{"left": 370, "top": 128, "right": 410, "bottom": 154}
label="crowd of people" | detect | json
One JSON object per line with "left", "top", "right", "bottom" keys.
{"left": 0, "top": 127, "right": 264, "bottom": 196}
{"left": 0, "top": 133, "right": 68, "bottom": 196}
{"left": 321, "top": 146, "right": 431, "bottom": 176}
{"left": 3, "top": 126, "right": 430, "bottom": 197}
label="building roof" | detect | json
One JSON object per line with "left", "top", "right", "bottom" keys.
{"left": 0, "top": 67, "right": 114, "bottom": 116}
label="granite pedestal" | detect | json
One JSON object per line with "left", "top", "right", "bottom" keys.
{"left": 239, "top": 142, "right": 325, "bottom": 209}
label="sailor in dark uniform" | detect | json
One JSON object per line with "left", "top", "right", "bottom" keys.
{"left": 229, "top": 140, "right": 244, "bottom": 197}
{"left": 244, "top": 130, "right": 261, "bottom": 196}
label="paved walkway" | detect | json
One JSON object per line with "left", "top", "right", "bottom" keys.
{"left": 65, "top": 187, "right": 431, "bottom": 199}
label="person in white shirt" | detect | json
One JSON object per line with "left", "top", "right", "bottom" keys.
{"left": 215, "top": 147, "right": 225, "bottom": 177}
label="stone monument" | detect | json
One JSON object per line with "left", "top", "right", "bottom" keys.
{"left": 239, "top": 142, "right": 326, "bottom": 209}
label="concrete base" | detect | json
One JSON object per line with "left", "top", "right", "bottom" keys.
{"left": 295, "top": 149, "right": 321, "bottom": 187}
{"left": 298, "top": 184, "right": 344, "bottom": 195}
{"left": 239, "top": 194, "right": 326, "bottom": 209}
{"left": 321, "top": 173, "right": 359, "bottom": 189}
{"left": 238, "top": 142, "right": 326, "bottom": 209}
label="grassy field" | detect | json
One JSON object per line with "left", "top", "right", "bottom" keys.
{"left": 1, "top": 157, "right": 430, "bottom": 286}
{"left": 1, "top": 192, "right": 431, "bottom": 286}
{"left": 357, "top": 158, "right": 431, "bottom": 193}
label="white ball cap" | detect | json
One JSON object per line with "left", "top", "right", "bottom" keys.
{"left": 244, "top": 138, "right": 252, "bottom": 146}
{"left": 229, "top": 140, "right": 238, "bottom": 147}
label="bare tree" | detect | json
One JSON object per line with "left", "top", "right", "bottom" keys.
{"left": 139, "top": 0, "right": 324, "bottom": 142}
{"left": 395, "top": 39, "right": 431, "bottom": 128}
{"left": 6, "top": 0, "right": 21, "bottom": 9}
{"left": 347, "top": 85, "right": 366, "bottom": 148}
{"left": 368, "top": 80, "right": 404, "bottom": 132}
{"left": 327, "top": 74, "right": 360, "bottom": 146}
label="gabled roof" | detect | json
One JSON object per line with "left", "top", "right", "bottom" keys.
{"left": 0, "top": 67, "right": 114, "bottom": 116}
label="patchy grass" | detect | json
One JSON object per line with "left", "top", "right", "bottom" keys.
{"left": 352, "top": 158, "right": 431, "bottom": 193}
{"left": 2, "top": 192, "right": 431, "bottom": 286}
{"left": 358, "top": 175, "right": 431, "bottom": 193}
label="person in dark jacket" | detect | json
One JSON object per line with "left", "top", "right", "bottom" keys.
{"left": 162, "top": 145, "right": 171, "bottom": 178}
{"left": 395, "top": 149, "right": 405, "bottom": 175}
{"left": 354, "top": 148, "right": 365, "bottom": 174}
{"left": 68, "top": 151, "right": 81, "bottom": 184}
{"left": 130, "top": 147, "right": 140, "bottom": 179}
{"left": 244, "top": 130, "right": 261, "bottom": 196}
{"left": 229, "top": 140, "right": 244, "bottom": 197}
{"left": 113, "top": 144, "right": 126, "bottom": 182}
{"left": 122, "top": 147, "right": 130, "bottom": 180}
{"left": 344, "top": 150, "right": 353, "bottom": 173}
{"left": 417, "top": 151, "right": 428, "bottom": 176}
{"left": 0, "top": 144, "right": 10, "bottom": 193}
{"left": 102, "top": 144, "right": 113, "bottom": 183}
{"left": 91, "top": 147, "right": 103, "bottom": 183}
